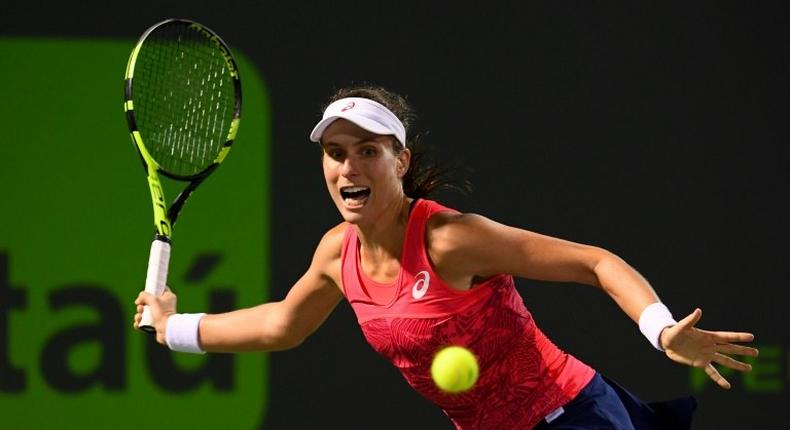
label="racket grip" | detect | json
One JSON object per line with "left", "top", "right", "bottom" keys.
{"left": 139, "top": 239, "right": 171, "bottom": 333}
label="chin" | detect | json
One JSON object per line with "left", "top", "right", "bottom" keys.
{"left": 334, "top": 201, "right": 365, "bottom": 224}
{"left": 338, "top": 209, "right": 361, "bottom": 223}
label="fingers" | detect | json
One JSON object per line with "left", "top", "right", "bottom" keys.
{"left": 700, "top": 330, "right": 755, "bottom": 344}
{"left": 133, "top": 293, "right": 153, "bottom": 329}
{"left": 135, "top": 291, "right": 153, "bottom": 305}
{"left": 135, "top": 286, "right": 175, "bottom": 304}
{"left": 132, "top": 304, "right": 143, "bottom": 330}
{"left": 677, "top": 308, "right": 703, "bottom": 329}
{"left": 133, "top": 287, "right": 177, "bottom": 332}
{"left": 679, "top": 308, "right": 756, "bottom": 345}
{"left": 717, "top": 343, "right": 759, "bottom": 358}
{"left": 712, "top": 352, "right": 752, "bottom": 372}
{"left": 702, "top": 347, "right": 758, "bottom": 390}
{"left": 705, "top": 363, "right": 732, "bottom": 389}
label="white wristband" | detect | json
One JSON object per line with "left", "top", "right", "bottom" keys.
{"left": 638, "top": 302, "right": 677, "bottom": 351}
{"left": 165, "top": 313, "right": 206, "bottom": 354}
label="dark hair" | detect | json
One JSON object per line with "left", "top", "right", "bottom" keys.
{"left": 322, "top": 84, "right": 470, "bottom": 199}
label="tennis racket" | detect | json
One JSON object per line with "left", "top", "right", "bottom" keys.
{"left": 123, "top": 18, "right": 242, "bottom": 333}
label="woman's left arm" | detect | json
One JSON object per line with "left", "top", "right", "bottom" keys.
{"left": 430, "top": 212, "right": 758, "bottom": 389}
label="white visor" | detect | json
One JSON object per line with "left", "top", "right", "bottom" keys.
{"left": 309, "top": 97, "right": 406, "bottom": 147}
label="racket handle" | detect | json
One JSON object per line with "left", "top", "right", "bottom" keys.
{"left": 139, "top": 238, "right": 171, "bottom": 333}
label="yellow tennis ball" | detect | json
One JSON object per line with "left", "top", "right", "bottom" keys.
{"left": 430, "top": 346, "right": 479, "bottom": 393}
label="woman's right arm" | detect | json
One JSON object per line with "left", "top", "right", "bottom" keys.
{"left": 134, "top": 224, "right": 347, "bottom": 352}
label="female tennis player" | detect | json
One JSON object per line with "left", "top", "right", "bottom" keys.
{"left": 135, "top": 85, "right": 758, "bottom": 429}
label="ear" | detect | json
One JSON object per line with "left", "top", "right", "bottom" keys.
{"left": 396, "top": 148, "right": 411, "bottom": 178}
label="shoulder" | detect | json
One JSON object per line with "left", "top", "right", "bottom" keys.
{"left": 422, "top": 210, "right": 501, "bottom": 284}
{"left": 306, "top": 222, "right": 351, "bottom": 290}
{"left": 424, "top": 210, "right": 521, "bottom": 263}
{"left": 426, "top": 211, "right": 487, "bottom": 244}
{"left": 424, "top": 210, "right": 493, "bottom": 259}
{"left": 314, "top": 222, "right": 350, "bottom": 260}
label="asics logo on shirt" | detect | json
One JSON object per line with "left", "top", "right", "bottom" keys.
{"left": 411, "top": 270, "right": 430, "bottom": 299}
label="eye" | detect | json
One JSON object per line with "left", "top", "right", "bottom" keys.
{"left": 360, "top": 146, "right": 377, "bottom": 157}
{"left": 325, "top": 148, "right": 344, "bottom": 160}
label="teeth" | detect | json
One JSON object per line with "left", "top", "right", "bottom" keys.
{"left": 343, "top": 186, "right": 368, "bottom": 192}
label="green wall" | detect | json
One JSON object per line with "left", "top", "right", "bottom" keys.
{"left": 0, "top": 38, "right": 271, "bottom": 428}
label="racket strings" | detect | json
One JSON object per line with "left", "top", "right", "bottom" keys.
{"left": 133, "top": 22, "right": 236, "bottom": 177}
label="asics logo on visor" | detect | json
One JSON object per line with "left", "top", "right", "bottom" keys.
{"left": 309, "top": 97, "right": 407, "bottom": 146}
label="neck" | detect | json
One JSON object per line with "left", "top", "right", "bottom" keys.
{"left": 355, "top": 196, "right": 413, "bottom": 263}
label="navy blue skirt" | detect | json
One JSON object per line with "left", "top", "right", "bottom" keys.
{"left": 533, "top": 373, "right": 697, "bottom": 430}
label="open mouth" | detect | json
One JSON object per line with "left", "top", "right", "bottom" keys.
{"left": 340, "top": 186, "right": 371, "bottom": 205}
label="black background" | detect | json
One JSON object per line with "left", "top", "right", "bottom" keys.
{"left": 3, "top": 1, "right": 788, "bottom": 428}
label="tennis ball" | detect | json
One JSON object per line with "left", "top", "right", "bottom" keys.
{"left": 430, "top": 346, "right": 479, "bottom": 393}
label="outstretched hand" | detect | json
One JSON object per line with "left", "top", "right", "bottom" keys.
{"left": 133, "top": 287, "right": 177, "bottom": 345}
{"left": 660, "top": 308, "right": 758, "bottom": 389}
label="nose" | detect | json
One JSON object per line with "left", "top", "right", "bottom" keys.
{"left": 340, "top": 156, "right": 358, "bottom": 177}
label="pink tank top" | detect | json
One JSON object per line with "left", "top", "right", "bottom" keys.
{"left": 341, "top": 199, "right": 595, "bottom": 429}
